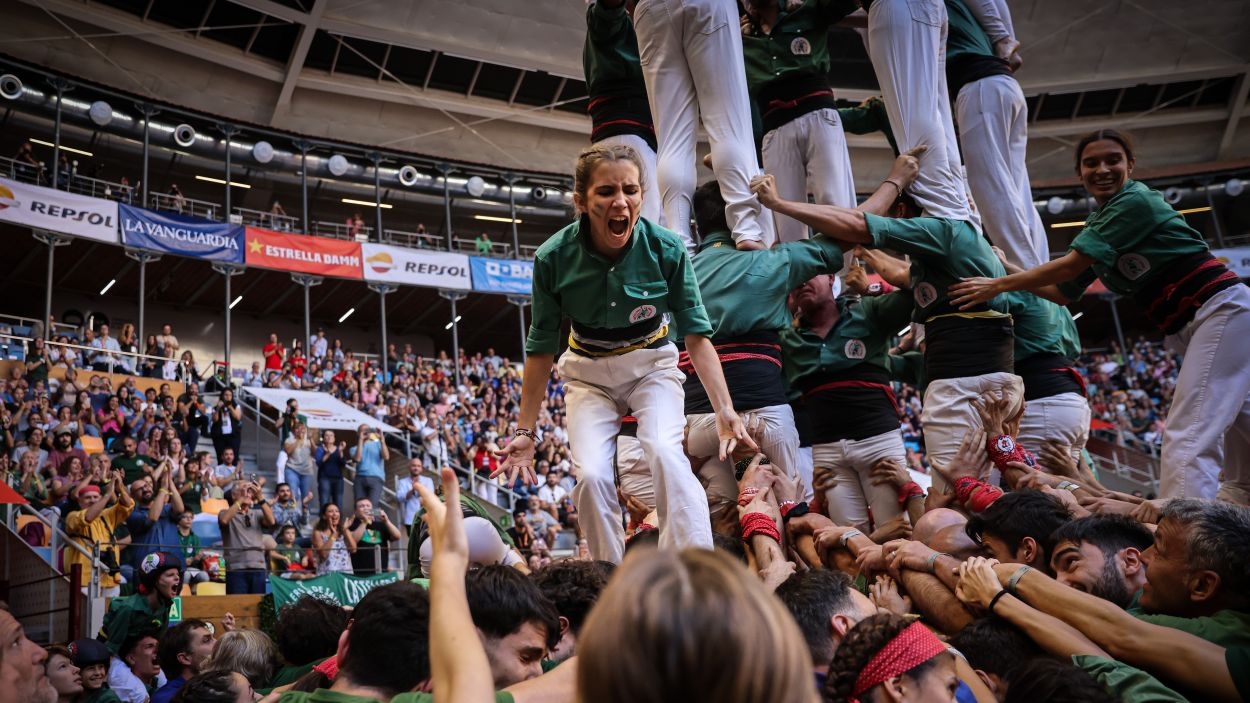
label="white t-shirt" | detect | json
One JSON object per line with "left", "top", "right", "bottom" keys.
{"left": 537, "top": 484, "right": 567, "bottom": 506}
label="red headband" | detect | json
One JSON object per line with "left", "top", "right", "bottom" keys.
{"left": 78, "top": 484, "right": 102, "bottom": 497}
{"left": 851, "top": 622, "right": 947, "bottom": 701}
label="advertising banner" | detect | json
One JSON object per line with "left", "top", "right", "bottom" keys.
{"left": 361, "top": 243, "right": 472, "bottom": 290}
{"left": 1212, "top": 246, "right": 1250, "bottom": 278}
{"left": 241, "top": 388, "right": 400, "bottom": 434}
{"left": 120, "top": 204, "right": 243, "bottom": 262}
{"left": 244, "top": 226, "right": 362, "bottom": 279}
{"left": 469, "top": 256, "right": 534, "bottom": 295}
{"left": 0, "top": 177, "right": 119, "bottom": 243}
{"left": 269, "top": 571, "right": 399, "bottom": 610}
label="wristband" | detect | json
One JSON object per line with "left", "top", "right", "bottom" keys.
{"left": 839, "top": 528, "right": 862, "bottom": 549}
{"left": 740, "top": 512, "right": 781, "bottom": 543}
{"left": 513, "top": 428, "right": 536, "bottom": 441}
{"left": 987, "top": 434, "right": 1036, "bottom": 472}
{"left": 1006, "top": 565, "right": 1032, "bottom": 595}
{"left": 897, "top": 481, "right": 925, "bottom": 506}
{"left": 737, "top": 486, "right": 760, "bottom": 507}
{"left": 1057, "top": 481, "right": 1080, "bottom": 492}
{"left": 883, "top": 179, "right": 904, "bottom": 199}
{"left": 780, "top": 500, "right": 809, "bottom": 522}
{"left": 987, "top": 589, "right": 1010, "bottom": 614}
{"left": 924, "top": 551, "right": 946, "bottom": 574}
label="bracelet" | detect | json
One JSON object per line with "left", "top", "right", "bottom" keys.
{"left": 897, "top": 481, "right": 925, "bottom": 506}
{"left": 740, "top": 512, "right": 781, "bottom": 543}
{"left": 737, "top": 486, "right": 761, "bottom": 507}
{"left": 1006, "top": 565, "right": 1032, "bottom": 595}
{"left": 839, "top": 528, "right": 862, "bottom": 549}
{"left": 513, "top": 428, "right": 536, "bottom": 441}
{"left": 780, "top": 500, "right": 809, "bottom": 522}
{"left": 987, "top": 589, "right": 1010, "bottom": 614}
{"left": 882, "top": 179, "right": 904, "bottom": 199}
{"left": 1057, "top": 480, "right": 1080, "bottom": 492}
{"left": 924, "top": 551, "right": 947, "bottom": 574}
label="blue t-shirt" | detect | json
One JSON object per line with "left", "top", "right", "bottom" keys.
{"left": 150, "top": 676, "right": 186, "bottom": 703}
{"left": 357, "top": 440, "right": 384, "bottom": 479}
{"left": 127, "top": 503, "right": 181, "bottom": 568}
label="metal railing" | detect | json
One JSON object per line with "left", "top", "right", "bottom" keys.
{"left": 149, "top": 191, "right": 219, "bottom": 220}
{"left": 312, "top": 219, "right": 374, "bottom": 241}
{"left": 382, "top": 228, "right": 443, "bottom": 249}
{"left": 233, "top": 207, "right": 299, "bottom": 232}
{"left": 452, "top": 237, "right": 512, "bottom": 258}
{"left": 0, "top": 333, "right": 201, "bottom": 387}
{"left": 4, "top": 500, "right": 110, "bottom": 606}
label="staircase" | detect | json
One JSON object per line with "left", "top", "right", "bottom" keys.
{"left": 1, "top": 504, "right": 102, "bottom": 644}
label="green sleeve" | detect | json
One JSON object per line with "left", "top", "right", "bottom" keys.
{"left": 863, "top": 290, "right": 915, "bottom": 333}
{"left": 1056, "top": 266, "right": 1098, "bottom": 302}
{"left": 812, "top": 0, "right": 861, "bottom": 24}
{"left": 1228, "top": 647, "right": 1250, "bottom": 702}
{"left": 525, "top": 256, "right": 563, "bottom": 356}
{"left": 865, "top": 214, "right": 951, "bottom": 259}
{"left": 392, "top": 693, "right": 513, "bottom": 703}
{"left": 99, "top": 601, "right": 135, "bottom": 655}
{"left": 1071, "top": 655, "right": 1188, "bottom": 703}
{"left": 586, "top": 2, "right": 628, "bottom": 39}
{"left": 781, "top": 236, "right": 845, "bottom": 290}
{"left": 1130, "top": 610, "right": 1237, "bottom": 646}
{"left": 837, "top": 99, "right": 898, "bottom": 154}
{"left": 665, "top": 248, "right": 714, "bottom": 337}
{"left": 1070, "top": 189, "right": 1153, "bottom": 259}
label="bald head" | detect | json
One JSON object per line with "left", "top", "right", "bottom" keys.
{"left": 913, "top": 508, "right": 966, "bottom": 545}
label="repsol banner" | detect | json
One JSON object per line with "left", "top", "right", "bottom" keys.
{"left": 361, "top": 243, "right": 472, "bottom": 290}
{"left": 0, "top": 177, "right": 118, "bottom": 243}
{"left": 120, "top": 204, "right": 244, "bottom": 262}
{"left": 268, "top": 571, "right": 399, "bottom": 610}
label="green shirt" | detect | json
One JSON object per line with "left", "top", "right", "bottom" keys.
{"left": 1058, "top": 180, "right": 1211, "bottom": 301}
{"left": 692, "top": 230, "right": 844, "bottom": 339}
{"left": 1006, "top": 292, "right": 1081, "bottom": 362}
{"left": 583, "top": 2, "right": 646, "bottom": 100}
{"left": 99, "top": 593, "right": 171, "bottom": 655}
{"left": 741, "top": 0, "right": 858, "bottom": 95}
{"left": 781, "top": 291, "right": 914, "bottom": 387}
{"left": 944, "top": 0, "right": 995, "bottom": 62}
{"left": 838, "top": 99, "right": 899, "bottom": 155}
{"left": 277, "top": 690, "right": 515, "bottom": 703}
{"left": 1071, "top": 655, "right": 1188, "bottom": 703}
{"left": 887, "top": 350, "right": 928, "bottom": 393}
{"left": 527, "top": 216, "right": 712, "bottom": 355}
{"left": 864, "top": 214, "right": 1010, "bottom": 321}
{"left": 1229, "top": 647, "right": 1250, "bottom": 702}
{"left": 81, "top": 687, "right": 124, "bottom": 703}
{"left": 113, "top": 453, "right": 159, "bottom": 485}
{"left": 1129, "top": 607, "right": 1250, "bottom": 648}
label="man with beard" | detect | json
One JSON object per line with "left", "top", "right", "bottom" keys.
{"left": 1049, "top": 514, "right": 1152, "bottom": 609}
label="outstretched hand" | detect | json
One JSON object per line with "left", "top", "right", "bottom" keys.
{"left": 717, "top": 407, "right": 758, "bottom": 461}
{"left": 948, "top": 277, "right": 1002, "bottom": 310}
{"left": 492, "top": 434, "right": 537, "bottom": 486}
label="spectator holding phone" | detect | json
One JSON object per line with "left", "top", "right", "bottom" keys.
{"left": 315, "top": 429, "right": 346, "bottom": 510}
{"left": 347, "top": 497, "right": 402, "bottom": 575}
{"left": 352, "top": 423, "right": 389, "bottom": 507}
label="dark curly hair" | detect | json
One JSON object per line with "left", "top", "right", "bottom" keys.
{"left": 531, "top": 560, "right": 614, "bottom": 635}
{"left": 823, "top": 613, "right": 939, "bottom": 703}
{"left": 1003, "top": 658, "right": 1118, "bottom": 703}
{"left": 274, "top": 595, "right": 350, "bottom": 665}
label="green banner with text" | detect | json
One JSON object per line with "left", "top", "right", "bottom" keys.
{"left": 268, "top": 572, "right": 399, "bottom": 610}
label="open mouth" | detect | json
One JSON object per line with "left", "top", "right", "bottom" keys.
{"left": 608, "top": 216, "right": 629, "bottom": 236}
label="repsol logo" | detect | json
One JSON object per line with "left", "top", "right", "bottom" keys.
{"left": 403, "top": 262, "right": 467, "bottom": 277}
{"left": 30, "top": 201, "right": 115, "bottom": 227}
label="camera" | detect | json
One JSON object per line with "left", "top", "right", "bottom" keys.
{"left": 99, "top": 549, "right": 122, "bottom": 577}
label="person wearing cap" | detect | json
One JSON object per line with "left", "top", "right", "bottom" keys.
{"left": 65, "top": 469, "right": 133, "bottom": 597}
{"left": 69, "top": 638, "right": 122, "bottom": 703}
{"left": 98, "top": 552, "right": 180, "bottom": 660}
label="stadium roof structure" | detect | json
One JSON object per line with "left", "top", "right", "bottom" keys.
{"left": 4, "top": 0, "right": 1249, "bottom": 188}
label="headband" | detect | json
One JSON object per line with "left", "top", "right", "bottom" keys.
{"left": 851, "top": 622, "right": 947, "bottom": 701}
{"left": 78, "top": 484, "right": 102, "bottom": 497}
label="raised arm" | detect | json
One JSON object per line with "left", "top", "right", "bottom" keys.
{"left": 948, "top": 250, "right": 1094, "bottom": 309}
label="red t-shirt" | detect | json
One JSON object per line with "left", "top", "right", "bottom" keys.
{"left": 263, "top": 343, "right": 284, "bottom": 370}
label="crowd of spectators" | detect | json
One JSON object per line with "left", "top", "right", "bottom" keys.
{"left": 1075, "top": 337, "right": 1181, "bottom": 454}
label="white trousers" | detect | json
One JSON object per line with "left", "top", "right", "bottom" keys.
{"left": 956, "top": 75, "right": 1047, "bottom": 270}
{"left": 1017, "top": 391, "right": 1091, "bottom": 459}
{"left": 561, "top": 345, "right": 711, "bottom": 563}
{"left": 814, "top": 428, "right": 909, "bottom": 532}
{"left": 1160, "top": 285, "right": 1250, "bottom": 500}
{"left": 685, "top": 403, "right": 802, "bottom": 484}
{"left": 867, "top": 0, "right": 970, "bottom": 222}
{"left": 595, "top": 133, "right": 663, "bottom": 228}
{"left": 921, "top": 371, "right": 1024, "bottom": 493}
{"left": 616, "top": 434, "right": 656, "bottom": 510}
{"left": 797, "top": 445, "right": 815, "bottom": 502}
{"left": 635, "top": 0, "right": 767, "bottom": 246}
{"left": 761, "top": 108, "right": 858, "bottom": 245}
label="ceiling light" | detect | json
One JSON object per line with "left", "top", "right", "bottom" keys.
{"left": 444, "top": 315, "right": 463, "bottom": 330}
{"left": 195, "top": 175, "right": 251, "bottom": 189}
{"left": 99, "top": 279, "right": 116, "bottom": 295}
{"left": 229, "top": 295, "right": 243, "bottom": 310}
{"left": 1072, "top": 312, "right": 1084, "bottom": 321}
{"left": 1050, "top": 220, "right": 1087, "bottom": 229}
{"left": 1225, "top": 178, "right": 1244, "bottom": 197}
{"left": 338, "top": 308, "right": 356, "bottom": 323}
{"left": 30, "top": 138, "right": 92, "bottom": 157}
{"left": 475, "top": 215, "right": 521, "bottom": 224}
{"left": 1176, "top": 206, "right": 1212, "bottom": 215}
{"left": 341, "top": 198, "right": 392, "bottom": 209}
{"left": 896, "top": 325, "right": 910, "bottom": 336}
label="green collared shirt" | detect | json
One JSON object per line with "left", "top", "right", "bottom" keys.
{"left": 1058, "top": 180, "right": 1211, "bottom": 301}
{"left": 1006, "top": 292, "right": 1081, "bottom": 362}
{"left": 781, "top": 291, "right": 914, "bottom": 388}
{"left": 692, "top": 230, "right": 844, "bottom": 338}
{"left": 1071, "top": 655, "right": 1188, "bottom": 703}
{"left": 99, "top": 594, "right": 170, "bottom": 656}
{"left": 526, "top": 216, "right": 712, "bottom": 356}
{"left": 838, "top": 100, "right": 899, "bottom": 155}
{"left": 741, "top": 0, "right": 859, "bottom": 94}
{"left": 864, "top": 214, "right": 1010, "bottom": 321}
{"left": 584, "top": 2, "right": 647, "bottom": 100}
